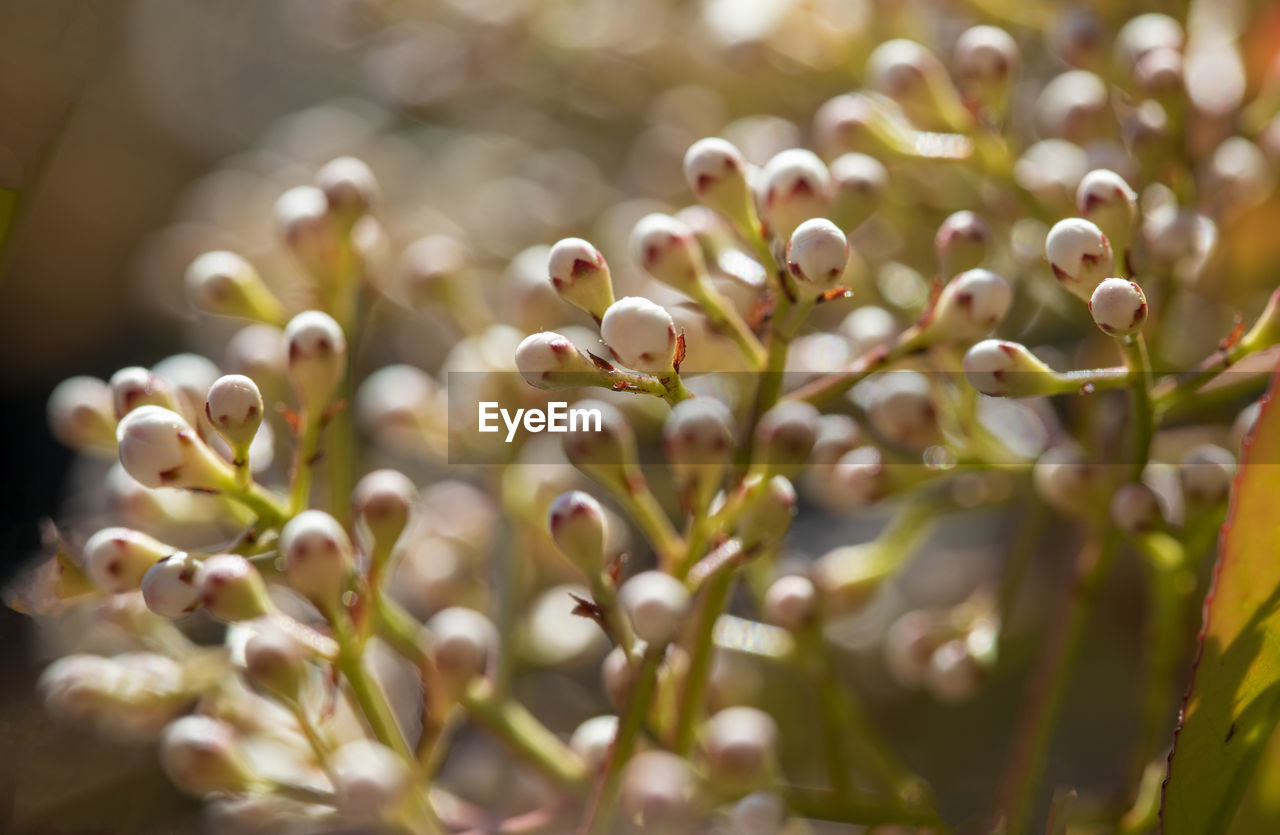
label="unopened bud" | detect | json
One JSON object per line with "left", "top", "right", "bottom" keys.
{"left": 275, "top": 186, "right": 339, "bottom": 276}
{"left": 516, "top": 331, "right": 606, "bottom": 389}
{"left": 1045, "top": 218, "right": 1114, "bottom": 300}
{"left": 620, "top": 751, "right": 698, "bottom": 832}
{"left": 762, "top": 574, "right": 817, "bottom": 631}
{"left": 867, "top": 39, "right": 965, "bottom": 130}
{"left": 548, "top": 237, "right": 615, "bottom": 321}
{"left": 926, "top": 639, "right": 983, "bottom": 703}
{"left": 353, "top": 469, "right": 417, "bottom": 552}
{"left": 701, "top": 706, "right": 778, "bottom": 795}
{"left": 754, "top": 401, "right": 820, "bottom": 472}
{"left": 663, "top": 398, "right": 737, "bottom": 493}
{"left": 884, "top": 610, "right": 939, "bottom": 687}
{"left": 243, "top": 625, "right": 307, "bottom": 702}
{"left": 758, "top": 149, "right": 831, "bottom": 241}
{"left": 735, "top": 475, "right": 798, "bottom": 550}
{"left": 620, "top": 571, "right": 691, "bottom": 646}
{"left": 548, "top": 491, "right": 607, "bottom": 573}
{"left": 141, "top": 552, "right": 202, "bottom": 618}
{"left": 924, "top": 268, "right": 1011, "bottom": 343}
{"left": 867, "top": 374, "right": 941, "bottom": 450}
{"left": 427, "top": 607, "right": 497, "bottom": 694}
{"left": 397, "top": 235, "right": 470, "bottom": 308}
{"left": 110, "top": 367, "right": 180, "bottom": 419}
{"left": 600, "top": 296, "right": 678, "bottom": 373}
{"left": 197, "top": 554, "right": 271, "bottom": 622}
{"left": 629, "top": 214, "right": 708, "bottom": 294}
{"left": 1180, "top": 444, "right": 1235, "bottom": 506}
{"left": 356, "top": 364, "right": 438, "bottom": 452}
{"left": 116, "top": 405, "right": 235, "bottom": 489}
{"left": 1110, "top": 482, "right": 1165, "bottom": 534}
{"left": 683, "top": 138, "right": 758, "bottom": 232}
{"left": 953, "top": 25, "right": 1020, "bottom": 112}
{"left": 828, "top": 446, "right": 888, "bottom": 509}
{"left": 160, "top": 715, "right": 256, "bottom": 796}
{"left": 185, "top": 251, "right": 286, "bottom": 324}
{"left": 1035, "top": 70, "right": 1108, "bottom": 142}
{"left": 935, "top": 211, "right": 991, "bottom": 276}
{"left": 1076, "top": 170, "right": 1138, "bottom": 253}
{"left": 786, "top": 219, "right": 848, "bottom": 297}
{"left": 1134, "top": 48, "right": 1182, "bottom": 96}
{"left": 963, "top": 340, "right": 1060, "bottom": 397}
{"left": 284, "top": 311, "right": 347, "bottom": 412}
{"left": 1033, "top": 445, "right": 1096, "bottom": 516}
{"left": 563, "top": 399, "right": 639, "bottom": 491}
{"left": 828, "top": 153, "right": 888, "bottom": 230}
{"left": 569, "top": 715, "right": 619, "bottom": 772}
{"left": 48, "top": 376, "right": 117, "bottom": 456}
{"left": 280, "top": 510, "right": 355, "bottom": 611}
{"left": 730, "top": 792, "right": 787, "bottom": 835}
{"left": 82, "top": 527, "right": 172, "bottom": 593}
{"left": 330, "top": 739, "right": 412, "bottom": 822}
{"left": 840, "top": 306, "right": 898, "bottom": 356}
{"left": 314, "top": 157, "right": 379, "bottom": 222}
{"left": 1089, "top": 278, "right": 1147, "bottom": 336}
{"left": 205, "top": 374, "right": 263, "bottom": 454}
{"left": 1117, "top": 13, "right": 1183, "bottom": 70}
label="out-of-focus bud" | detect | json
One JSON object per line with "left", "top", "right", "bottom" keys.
{"left": 353, "top": 470, "right": 417, "bottom": 553}
{"left": 762, "top": 574, "right": 817, "bottom": 632}
{"left": 243, "top": 625, "right": 307, "bottom": 703}
{"left": 141, "top": 552, "right": 202, "bottom": 618}
{"left": 1117, "top": 13, "right": 1183, "bottom": 70}
{"left": 840, "top": 306, "right": 898, "bottom": 357}
{"left": 516, "top": 331, "right": 607, "bottom": 389}
{"left": 828, "top": 153, "right": 888, "bottom": 231}
{"left": 110, "top": 367, "right": 180, "bottom": 419}
{"left": 1035, "top": 70, "right": 1108, "bottom": 142}
{"left": 205, "top": 374, "right": 263, "bottom": 455}
{"left": 926, "top": 639, "right": 983, "bottom": 703}
{"left": 619, "top": 750, "right": 699, "bottom": 833}
{"left": 735, "top": 475, "right": 798, "bottom": 550}
{"left": 600, "top": 296, "right": 678, "bottom": 373}
{"left": 1180, "top": 444, "right": 1235, "bottom": 506}
{"left": 1206, "top": 137, "right": 1274, "bottom": 214}
{"left": 1033, "top": 445, "right": 1097, "bottom": 516}
{"left": 754, "top": 401, "right": 819, "bottom": 473}
{"left": 330, "top": 739, "right": 412, "bottom": 822}
{"left": 813, "top": 541, "right": 894, "bottom": 615}
{"left": 563, "top": 399, "right": 639, "bottom": 492}
{"left": 1089, "top": 278, "right": 1147, "bottom": 337}
{"left": 116, "top": 405, "right": 235, "bottom": 490}
{"left": 701, "top": 706, "right": 778, "bottom": 795}
{"left": 225, "top": 324, "right": 286, "bottom": 384}
{"left": 1111, "top": 482, "right": 1165, "bottom": 534}
{"left": 275, "top": 186, "right": 339, "bottom": 276}
{"left": 935, "top": 211, "right": 991, "bottom": 276}
{"left": 619, "top": 571, "right": 691, "bottom": 646}
{"left": 548, "top": 237, "right": 615, "bottom": 321}
{"left": 185, "top": 251, "right": 286, "bottom": 324}
{"left": 427, "top": 607, "right": 497, "bottom": 694}
{"left": 548, "top": 490, "right": 607, "bottom": 573}
{"left": 683, "top": 138, "right": 758, "bottom": 232}
{"left": 1049, "top": 8, "right": 1106, "bottom": 69}
{"left": 314, "top": 157, "right": 379, "bottom": 223}
{"left": 197, "top": 554, "right": 272, "bottom": 622}
{"left": 758, "top": 149, "right": 831, "bottom": 242}
{"left": 953, "top": 25, "right": 1020, "bottom": 113}
{"left": 48, "top": 376, "right": 117, "bottom": 456}
{"left": 786, "top": 219, "right": 849, "bottom": 298}
{"left": 397, "top": 234, "right": 470, "bottom": 309}
{"left": 569, "top": 715, "right": 619, "bottom": 772}
{"left": 629, "top": 213, "right": 709, "bottom": 295}
{"left": 82, "top": 527, "right": 172, "bottom": 594}
{"left": 814, "top": 94, "right": 905, "bottom": 158}
{"left": 152, "top": 354, "right": 221, "bottom": 418}
{"left": 1076, "top": 170, "right": 1138, "bottom": 254}
{"left": 884, "top": 610, "right": 939, "bottom": 687}
{"left": 280, "top": 510, "right": 355, "bottom": 611}
{"left": 963, "top": 341, "right": 1060, "bottom": 397}
{"left": 39, "top": 654, "right": 124, "bottom": 724}
{"left": 356, "top": 364, "right": 438, "bottom": 453}
{"left": 867, "top": 374, "right": 941, "bottom": 450}
{"left": 923, "top": 268, "right": 1011, "bottom": 344}
{"left": 284, "top": 311, "right": 347, "bottom": 413}
{"left": 1045, "top": 218, "right": 1114, "bottom": 301}
{"left": 1133, "top": 48, "right": 1183, "bottom": 96}
{"left": 826, "top": 446, "right": 888, "bottom": 510}
{"left": 663, "top": 398, "right": 737, "bottom": 497}
{"left": 1015, "top": 140, "right": 1089, "bottom": 207}
{"left": 601, "top": 644, "right": 636, "bottom": 712}
{"left": 730, "top": 792, "right": 787, "bottom": 835}
{"left": 867, "top": 39, "right": 967, "bottom": 131}
{"left": 160, "top": 715, "right": 257, "bottom": 796}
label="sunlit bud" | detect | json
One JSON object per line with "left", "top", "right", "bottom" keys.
{"left": 867, "top": 375, "right": 941, "bottom": 450}
{"left": 735, "top": 475, "right": 798, "bottom": 550}
{"left": 926, "top": 639, "right": 982, "bottom": 703}
{"left": 330, "top": 739, "right": 412, "bottom": 822}
{"left": 284, "top": 311, "right": 347, "bottom": 412}
{"left": 314, "top": 157, "right": 379, "bottom": 222}
{"left": 275, "top": 186, "right": 338, "bottom": 275}
{"left": 427, "top": 607, "right": 497, "bottom": 693}
{"left": 547, "top": 237, "right": 615, "bottom": 321}
{"left": 141, "top": 552, "right": 202, "bottom": 618}
{"left": 953, "top": 25, "right": 1020, "bottom": 111}
{"left": 243, "top": 625, "right": 307, "bottom": 702}
{"left": 569, "top": 715, "right": 619, "bottom": 772}
{"left": 867, "top": 39, "right": 964, "bottom": 130}
{"left": 1033, "top": 445, "right": 1096, "bottom": 516}
{"left": 701, "top": 706, "right": 778, "bottom": 794}
{"left": 1117, "top": 13, "right": 1183, "bottom": 69}
{"left": 1180, "top": 444, "right": 1236, "bottom": 506}
{"left": 48, "top": 376, "right": 117, "bottom": 456}
{"left": 762, "top": 574, "right": 817, "bottom": 632}
{"left": 516, "top": 331, "right": 606, "bottom": 389}
{"left": 547, "top": 490, "right": 607, "bottom": 573}
{"left": 629, "top": 214, "right": 708, "bottom": 295}
{"left": 1110, "top": 482, "right": 1165, "bottom": 534}
{"left": 204, "top": 374, "right": 263, "bottom": 454}
{"left": 82, "top": 527, "right": 172, "bottom": 594}
{"left": 397, "top": 235, "right": 470, "bottom": 308}
{"left": 197, "top": 554, "right": 272, "bottom": 622}
{"left": 184, "top": 251, "right": 286, "bottom": 324}
{"left": 753, "top": 401, "right": 819, "bottom": 473}
{"left": 280, "top": 510, "right": 355, "bottom": 611}
{"left": 1076, "top": 170, "right": 1138, "bottom": 252}
{"left": 1045, "top": 218, "right": 1114, "bottom": 300}
{"left": 683, "top": 138, "right": 758, "bottom": 231}
{"left": 828, "top": 153, "right": 888, "bottom": 230}
{"left": 758, "top": 149, "right": 831, "bottom": 241}
{"left": 935, "top": 211, "right": 991, "bottom": 276}
{"left": 110, "top": 367, "right": 180, "bottom": 419}
{"left": 1035, "top": 70, "right": 1108, "bottom": 142}
{"left": 600, "top": 296, "right": 678, "bottom": 373}
{"left": 663, "top": 398, "right": 737, "bottom": 493}
{"left": 814, "top": 94, "right": 890, "bottom": 157}
{"left": 925, "top": 269, "right": 1011, "bottom": 343}
{"left": 620, "top": 571, "right": 690, "bottom": 646}
{"left": 884, "top": 611, "right": 939, "bottom": 687}
{"left": 116, "top": 405, "right": 235, "bottom": 490}
{"left": 160, "top": 715, "right": 256, "bottom": 796}
{"left": 620, "top": 750, "right": 699, "bottom": 832}
{"left": 563, "top": 399, "right": 639, "bottom": 491}
{"left": 963, "top": 341, "right": 1062, "bottom": 398}
{"left": 786, "top": 219, "right": 848, "bottom": 297}
{"left": 1089, "top": 278, "right": 1147, "bottom": 337}
{"left": 353, "top": 469, "right": 417, "bottom": 552}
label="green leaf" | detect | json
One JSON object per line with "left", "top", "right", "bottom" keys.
{"left": 1162, "top": 359, "right": 1280, "bottom": 833}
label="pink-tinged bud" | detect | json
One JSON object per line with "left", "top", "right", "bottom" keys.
{"left": 547, "top": 490, "right": 607, "bottom": 573}
{"left": 867, "top": 38, "right": 963, "bottom": 130}
{"left": 159, "top": 715, "right": 256, "bottom": 796}
{"left": 754, "top": 401, "right": 819, "bottom": 472}
{"left": 762, "top": 574, "right": 817, "bottom": 631}
{"left": 1110, "top": 482, "right": 1165, "bottom": 534}
{"left": 619, "top": 571, "right": 690, "bottom": 646}
{"left": 141, "top": 552, "right": 202, "bottom": 618}
{"left": 330, "top": 739, "right": 412, "bottom": 822}
{"left": 600, "top": 296, "right": 678, "bottom": 373}
{"left": 935, "top": 211, "right": 991, "bottom": 276}
{"left": 82, "top": 527, "right": 172, "bottom": 593}
{"left": 953, "top": 25, "right": 1020, "bottom": 111}
{"left": 1076, "top": 170, "right": 1138, "bottom": 252}
{"left": 243, "top": 624, "right": 307, "bottom": 703}
{"left": 110, "top": 367, "right": 179, "bottom": 420}
{"left": 1045, "top": 218, "right": 1114, "bottom": 300}
{"left": 963, "top": 340, "right": 1059, "bottom": 397}
{"left": 314, "top": 157, "right": 379, "bottom": 222}
{"left": 1033, "top": 445, "right": 1096, "bottom": 516}
{"left": 569, "top": 715, "right": 619, "bottom": 772}
{"left": 275, "top": 185, "right": 338, "bottom": 275}
{"left": 828, "top": 153, "right": 888, "bottom": 230}
{"left": 116, "top": 405, "right": 235, "bottom": 490}
{"left": 547, "top": 237, "right": 615, "bottom": 321}
{"left": 1117, "top": 13, "right": 1183, "bottom": 70}
{"left": 353, "top": 469, "right": 417, "bottom": 552}
{"left": 701, "top": 706, "right": 778, "bottom": 794}
{"left": 786, "top": 219, "right": 849, "bottom": 297}
{"left": 683, "top": 138, "right": 757, "bottom": 231}
{"left": 926, "top": 639, "right": 982, "bottom": 703}
{"left": 515, "top": 331, "right": 607, "bottom": 389}
{"left": 280, "top": 510, "right": 355, "bottom": 611}
{"left": 48, "top": 376, "right": 117, "bottom": 456}
{"left": 925, "top": 269, "right": 1011, "bottom": 343}
{"left": 1089, "top": 278, "right": 1147, "bottom": 337}
{"left": 284, "top": 311, "right": 347, "bottom": 412}
{"left": 1035, "top": 70, "right": 1108, "bottom": 142}
{"left": 197, "top": 554, "right": 271, "bottom": 622}
{"left": 619, "top": 751, "right": 698, "bottom": 831}
{"left": 867, "top": 374, "right": 941, "bottom": 451}
{"left": 427, "top": 607, "right": 497, "bottom": 694}
{"left": 205, "top": 374, "right": 263, "bottom": 453}
{"left": 1180, "top": 444, "right": 1235, "bottom": 506}
{"left": 397, "top": 234, "right": 470, "bottom": 308}
{"left": 184, "top": 251, "right": 286, "bottom": 324}
{"left": 758, "top": 149, "right": 831, "bottom": 241}
{"left": 663, "top": 398, "right": 737, "bottom": 491}
{"left": 629, "top": 214, "right": 708, "bottom": 294}
{"left": 884, "top": 611, "right": 939, "bottom": 687}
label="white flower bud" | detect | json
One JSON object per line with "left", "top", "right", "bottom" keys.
{"left": 275, "top": 186, "right": 338, "bottom": 275}
{"left": 828, "top": 446, "right": 887, "bottom": 509}
{"left": 516, "top": 331, "right": 607, "bottom": 389}
{"left": 39, "top": 654, "right": 125, "bottom": 724}
{"left": 758, "top": 149, "right": 831, "bottom": 241}
{"left": 786, "top": 219, "right": 848, "bottom": 296}
{"left": 828, "top": 153, "right": 888, "bottom": 230}
{"left": 1076, "top": 170, "right": 1138, "bottom": 252}
{"left": 762, "top": 574, "right": 817, "bottom": 631}
{"left": 548, "top": 237, "right": 615, "bottom": 321}
{"left": 1015, "top": 140, "right": 1089, "bottom": 205}
{"left": 867, "top": 374, "right": 941, "bottom": 451}
{"left": 353, "top": 469, "right": 417, "bottom": 551}
{"left": 629, "top": 214, "right": 708, "bottom": 294}
{"left": 563, "top": 399, "right": 639, "bottom": 490}
{"left": 330, "top": 739, "right": 412, "bottom": 822}
{"left": 867, "top": 39, "right": 959, "bottom": 129}
{"left": 663, "top": 398, "right": 737, "bottom": 491}
{"left": 601, "top": 644, "right": 636, "bottom": 712}
{"left": 225, "top": 324, "right": 286, "bottom": 383}
{"left": 141, "top": 552, "right": 202, "bottom": 618}
{"left": 314, "top": 156, "right": 379, "bottom": 221}
{"left": 1117, "top": 13, "right": 1183, "bottom": 69}
{"left": 1110, "top": 482, "right": 1164, "bottom": 534}
{"left": 1089, "top": 278, "right": 1147, "bottom": 337}
{"left": 1206, "top": 137, "right": 1274, "bottom": 212}
{"left": 110, "top": 367, "right": 179, "bottom": 419}
{"left": 152, "top": 354, "right": 222, "bottom": 417}
{"left": 619, "top": 750, "right": 698, "bottom": 832}
{"left": 702, "top": 706, "right": 778, "bottom": 793}
{"left": 82, "top": 527, "right": 172, "bottom": 593}
{"left": 197, "top": 554, "right": 272, "bottom": 622}
{"left": 1035, "top": 70, "right": 1108, "bottom": 142}
{"left": 926, "top": 269, "right": 1011, "bottom": 343}
{"left": 1033, "top": 445, "right": 1096, "bottom": 515}
{"left": 184, "top": 251, "right": 285, "bottom": 324}
{"left": 548, "top": 490, "right": 607, "bottom": 573}
{"left": 619, "top": 571, "right": 691, "bottom": 646}
{"left": 397, "top": 234, "right": 470, "bottom": 308}
{"left": 683, "top": 138, "right": 757, "bottom": 230}
{"left": 926, "top": 639, "right": 982, "bottom": 703}
{"left": 427, "top": 607, "right": 497, "bottom": 693}
{"left": 243, "top": 624, "right": 307, "bottom": 702}
{"left": 48, "top": 376, "right": 117, "bottom": 455}
{"left": 205, "top": 374, "right": 263, "bottom": 453}
{"left": 116, "top": 405, "right": 235, "bottom": 490}
{"left": 280, "top": 510, "right": 355, "bottom": 611}
{"left": 569, "top": 715, "right": 619, "bottom": 772}
{"left": 730, "top": 792, "right": 787, "bottom": 835}
{"left": 356, "top": 364, "right": 438, "bottom": 452}
{"left": 1134, "top": 48, "right": 1183, "bottom": 95}
{"left": 840, "top": 306, "right": 897, "bottom": 356}
{"left": 600, "top": 296, "right": 678, "bottom": 373}
{"left": 884, "top": 610, "right": 939, "bottom": 688}
{"left": 953, "top": 25, "right": 1020, "bottom": 110}
{"left": 160, "top": 716, "right": 256, "bottom": 796}
{"left": 734, "top": 475, "right": 797, "bottom": 550}
{"left": 1045, "top": 218, "right": 1114, "bottom": 300}
{"left": 1180, "top": 444, "right": 1236, "bottom": 506}
{"left": 754, "top": 401, "right": 820, "bottom": 471}
{"left": 962, "top": 340, "right": 1059, "bottom": 397}
{"left": 935, "top": 211, "right": 991, "bottom": 276}
{"left": 284, "top": 311, "right": 347, "bottom": 412}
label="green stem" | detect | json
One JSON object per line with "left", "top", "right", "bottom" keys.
{"left": 1120, "top": 334, "right": 1155, "bottom": 481}
{"left": 673, "top": 570, "right": 735, "bottom": 755}
{"left": 691, "top": 280, "right": 766, "bottom": 369}
{"left": 225, "top": 480, "right": 289, "bottom": 528}
{"left": 332, "top": 615, "right": 411, "bottom": 758}
{"left": 785, "top": 328, "right": 927, "bottom": 406}
{"left": 288, "top": 413, "right": 322, "bottom": 514}
{"left": 462, "top": 679, "right": 589, "bottom": 795}
{"left": 617, "top": 481, "right": 685, "bottom": 572}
